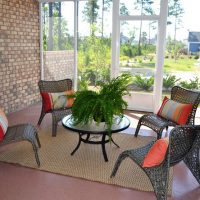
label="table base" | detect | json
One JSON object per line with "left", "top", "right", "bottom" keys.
{"left": 71, "top": 132, "right": 120, "bottom": 162}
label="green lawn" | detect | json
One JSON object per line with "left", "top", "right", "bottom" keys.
{"left": 164, "top": 58, "right": 196, "bottom": 72}
{"left": 121, "top": 56, "right": 199, "bottom": 72}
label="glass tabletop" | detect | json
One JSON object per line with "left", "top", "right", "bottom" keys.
{"left": 62, "top": 114, "right": 130, "bottom": 134}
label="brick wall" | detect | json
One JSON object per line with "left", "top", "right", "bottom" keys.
{"left": 43, "top": 50, "right": 74, "bottom": 81}
{"left": 0, "top": 0, "right": 40, "bottom": 113}
{"left": 0, "top": 1, "right": 75, "bottom": 114}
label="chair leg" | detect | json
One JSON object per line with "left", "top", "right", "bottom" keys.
{"left": 52, "top": 114, "right": 58, "bottom": 137}
{"left": 33, "top": 145, "right": 40, "bottom": 167}
{"left": 28, "top": 140, "right": 40, "bottom": 167}
{"left": 134, "top": 120, "right": 142, "bottom": 137}
{"left": 152, "top": 177, "right": 168, "bottom": 200}
{"left": 35, "top": 132, "right": 41, "bottom": 148}
{"left": 184, "top": 146, "right": 200, "bottom": 184}
{"left": 110, "top": 150, "right": 130, "bottom": 178}
{"left": 145, "top": 165, "right": 169, "bottom": 200}
{"left": 38, "top": 110, "right": 46, "bottom": 125}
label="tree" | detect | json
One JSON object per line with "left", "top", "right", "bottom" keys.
{"left": 166, "top": 35, "right": 185, "bottom": 59}
{"left": 168, "top": 0, "right": 184, "bottom": 60}
{"left": 43, "top": 3, "right": 71, "bottom": 51}
{"left": 141, "top": 31, "right": 147, "bottom": 45}
{"left": 78, "top": 36, "right": 111, "bottom": 85}
{"left": 134, "top": 0, "right": 153, "bottom": 55}
{"left": 148, "top": 21, "right": 156, "bottom": 44}
{"left": 119, "top": 2, "right": 129, "bottom": 27}
{"left": 128, "top": 29, "right": 136, "bottom": 45}
{"left": 57, "top": 2, "right": 62, "bottom": 49}
{"left": 101, "top": 0, "right": 112, "bottom": 37}
{"left": 48, "top": 3, "right": 53, "bottom": 51}
{"left": 82, "top": 0, "right": 99, "bottom": 35}
{"left": 42, "top": 3, "right": 48, "bottom": 51}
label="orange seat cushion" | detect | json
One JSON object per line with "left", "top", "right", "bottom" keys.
{"left": 142, "top": 137, "right": 169, "bottom": 168}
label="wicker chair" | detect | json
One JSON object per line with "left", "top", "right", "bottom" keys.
{"left": 111, "top": 125, "right": 200, "bottom": 200}
{"left": 0, "top": 124, "right": 41, "bottom": 167}
{"left": 38, "top": 79, "right": 73, "bottom": 137}
{"left": 135, "top": 86, "right": 200, "bottom": 139}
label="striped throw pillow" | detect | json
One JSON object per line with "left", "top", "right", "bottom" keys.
{"left": 0, "top": 108, "right": 8, "bottom": 141}
{"left": 157, "top": 96, "right": 193, "bottom": 125}
{"left": 41, "top": 90, "right": 75, "bottom": 112}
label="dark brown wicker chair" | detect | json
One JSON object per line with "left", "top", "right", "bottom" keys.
{"left": 0, "top": 124, "right": 41, "bottom": 167}
{"left": 135, "top": 86, "right": 200, "bottom": 139}
{"left": 111, "top": 125, "right": 200, "bottom": 200}
{"left": 38, "top": 79, "right": 73, "bottom": 137}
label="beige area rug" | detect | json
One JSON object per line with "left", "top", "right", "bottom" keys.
{"left": 0, "top": 126, "right": 173, "bottom": 194}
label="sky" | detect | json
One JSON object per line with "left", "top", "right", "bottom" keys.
{"left": 175, "top": 0, "right": 200, "bottom": 40}
{"left": 59, "top": 0, "right": 200, "bottom": 41}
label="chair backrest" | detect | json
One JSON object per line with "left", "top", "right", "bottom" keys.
{"left": 171, "top": 86, "right": 200, "bottom": 125}
{"left": 38, "top": 79, "right": 73, "bottom": 93}
{"left": 169, "top": 125, "right": 199, "bottom": 166}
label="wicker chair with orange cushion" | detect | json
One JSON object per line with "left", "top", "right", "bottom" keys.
{"left": 111, "top": 125, "right": 200, "bottom": 200}
{"left": 38, "top": 79, "right": 74, "bottom": 137}
{"left": 134, "top": 86, "right": 200, "bottom": 139}
{"left": 0, "top": 108, "right": 41, "bottom": 167}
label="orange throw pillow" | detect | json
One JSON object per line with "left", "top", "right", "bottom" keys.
{"left": 157, "top": 96, "right": 193, "bottom": 125}
{"left": 142, "top": 137, "right": 169, "bottom": 168}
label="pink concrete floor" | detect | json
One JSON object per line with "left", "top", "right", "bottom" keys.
{"left": 0, "top": 103, "right": 199, "bottom": 200}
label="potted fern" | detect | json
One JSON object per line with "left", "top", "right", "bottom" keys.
{"left": 71, "top": 73, "right": 133, "bottom": 138}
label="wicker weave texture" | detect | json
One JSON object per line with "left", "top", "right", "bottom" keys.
{"left": 0, "top": 124, "right": 41, "bottom": 167}
{"left": 38, "top": 79, "right": 73, "bottom": 137}
{"left": 135, "top": 86, "right": 200, "bottom": 139}
{"left": 111, "top": 125, "right": 200, "bottom": 200}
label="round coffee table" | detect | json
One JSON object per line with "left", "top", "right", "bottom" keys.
{"left": 62, "top": 114, "right": 130, "bottom": 162}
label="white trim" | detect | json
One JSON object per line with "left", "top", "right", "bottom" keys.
{"left": 73, "top": 0, "right": 78, "bottom": 91}
{"left": 39, "top": 2, "right": 44, "bottom": 80}
{"left": 111, "top": 0, "right": 120, "bottom": 78}
{"left": 114, "top": 0, "right": 169, "bottom": 112}
{"left": 37, "top": 0, "right": 87, "bottom": 2}
{"left": 153, "top": 0, "right": 168, "bottom": 113}
{"left": 119, "top": 15, "right": 159, "bottom": 21}
{"left": 188, "top": 42, "right": 200, "bottom": 44}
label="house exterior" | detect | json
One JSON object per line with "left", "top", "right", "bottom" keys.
{"left": 188, "top": 31, "right": 200, "bottom": 54}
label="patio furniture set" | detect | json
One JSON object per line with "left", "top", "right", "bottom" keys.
{"left": 0, "top": 79, "right": 200, "bottom": 200}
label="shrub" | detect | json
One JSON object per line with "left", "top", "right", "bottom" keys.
{"left": 133, "top": 74, "right": 154, "bottom": 91}
{"left": 149, "top": 56, "right": 154, "bottom": 61}
{"left": 78, "top": 79, "right": 90, "bottom": 90}
{"left": 163, "top": 74, "right": 181, "bottom": 91}
{"left": 120, "top": 55, "right": 130, "bottom": 61}
{"left": 180, "top": 76, "right": 200, "bottom": 90}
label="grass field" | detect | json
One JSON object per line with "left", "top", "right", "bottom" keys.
{"left": 120, "top": 56, "right": 200, "bottom": 73}
{"left": 164, "top": 58, "right": 197, "bottom": 72}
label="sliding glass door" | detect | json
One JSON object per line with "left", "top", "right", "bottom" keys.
{"left": 119, "top": 20, "right": 158, "bottom": 111}
{"left": 112, "top": 0, "right": 168, "bottom": 112}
